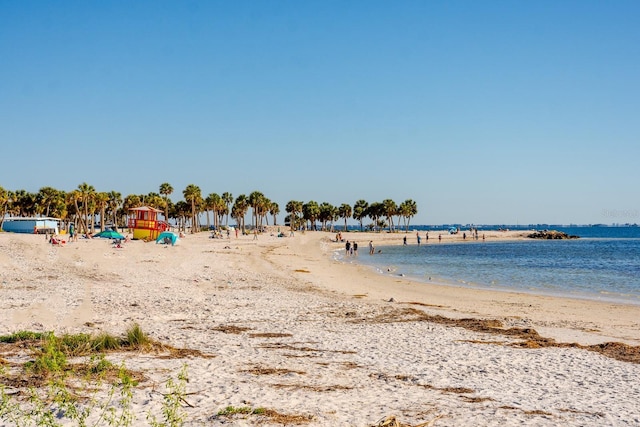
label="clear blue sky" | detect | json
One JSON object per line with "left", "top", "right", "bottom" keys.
{"left": 2, "top": 1, "right": 639, "bottom": 225}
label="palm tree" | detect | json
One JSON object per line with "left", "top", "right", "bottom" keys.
{"left": 205, "top": 193, "right": 223, "bottom": 230}
{"left": 259, "top": 197, "right": 271, "bottom": 226}
{"left": 107, "top": 191, "right": 122, "bottom": 231}
{"left": 399, "top": 199, "right": 418, "bottom": 232}
{"left": 232, "top": 194, "right": 249, "bottom": 233}
{"left": 49, "top": 192, "right": 67, "bottom": 223}
{"left": 285, "top": 200, "right": 303, "bottom": 231}
{"left": 183, "top": 184, "right": 202, "bottom": 233}
{"left": 303, "top": 201, "right": 320, "bottom": 231}
{"left": 338, "top": 203, "right": 352, "bottom": 232}
{"left": 77, "top": 183, "right": 96, "bottom": 234}
{"left": 367, "top": 202, "right": 384, "bottom": 232}
{"left": 352, "top": 199, "right": 369, "bottom": 231}
{"left": 173, "top": 201, "right": 190, "bottom": 232}
{"left": 222, "top": 192, "right": 233, "bottom": 226}
{"left": 214, "top": 197, "right": 227, "bottom": 228}
{"left": 65, "top": 190, "right": 81, "bottom": 231}
{"left": 0, "top": 186, "right": 9, "bottom": 228}
{"left": 269, "top": 201, "right": 279, "bottom": 226}
{"left": 382, "top": 199, "right": 398, "bottom": 232}
{"left": 248, "top": 191, "right": 265, "bottom": 230}
{"left": 94, "top": 192, "right": 110, "bottom": 231}
{"left": 37, "top": 187, "right": 60, "bottom": 217}
{"left": 318, "top": 202, "right": 335, "bottom": 231}
{"left": 159, "top": 182, "right": 173, "bottom": 222}
{"left": 145, "top": 192, "right": 164, "bottom": 210}
{"left": 13, "top": 190, "right": 37, "bottom": 217}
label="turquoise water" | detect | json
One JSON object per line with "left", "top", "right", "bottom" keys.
{"left": 348, "top": 227, "right": 640, "bottom": 304}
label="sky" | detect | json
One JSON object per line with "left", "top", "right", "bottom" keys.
{"left": 1, "top": 1, "right": 639, "bottom": 225}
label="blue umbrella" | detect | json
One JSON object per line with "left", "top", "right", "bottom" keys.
{"left": 94, "top": 230, "right": 125, "bottom": 239}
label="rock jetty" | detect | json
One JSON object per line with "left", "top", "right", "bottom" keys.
{"left": 527, "top": 230, "right": 579, "bottom": 239}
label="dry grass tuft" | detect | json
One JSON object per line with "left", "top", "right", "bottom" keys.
{"left": 154, "top": 347, "right": 216, "bottom": 359}
{"left": 359, "top": 307, "right": 640, "bottom": 364}
{"left": 258, "top": 343, "right": 323, "bottom": 352}
{"left": 403, "top": 301, "right": 447, "bottom": 309}
{"left": 372, "top": 414, "right": 444, "bottom": 427}
{"left": 270, "top": 383, "right": 354, "bottom": 392}
{"left": 241, "top": 365, "right": 305, "bottom": 376}
{"left": 340, "top": 361, "right": 360, "bottom": 370}
{"left": 461, "top": 396, "right": 496, "bottom": 403}
{"left": 371, "top": 372, "right": 478, "bottom": 399}
{"left": 499, "top": 406, "right": 554, "bottom": 417}
{"left": 248, "top": 332, "right": 293, "bottom": 338}
{"left": 211, "top": 325, "right": 252, "bottom": 334}
{"left": 261, "top": 408, "right": 314, "bottom": 424}
{"left": 257, "top": 342, "right": 357, "bottom": 355}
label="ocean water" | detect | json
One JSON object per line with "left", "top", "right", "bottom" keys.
{"left": 347, "top": 226, "right": 640, "bottom": 305}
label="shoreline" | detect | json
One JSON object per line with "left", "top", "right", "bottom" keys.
{"left": 279, "top": 229, "right": 640, "bottom": 346}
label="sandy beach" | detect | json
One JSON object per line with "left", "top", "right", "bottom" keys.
{"left": 1, "top": 229, "right": 639, "bottom": 426}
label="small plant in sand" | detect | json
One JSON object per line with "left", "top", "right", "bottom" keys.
{"left": 0, "top": 325, "right": 192, "bottom": 426}
{"left": 124, "top": 323, "right": 151, "bottom": 348}
{"left": 0, "top": 363, "right": 137, "bottom": 427}
{"left": 217, "top": 405, "right": 266, "bottom": 416}
{"left": 147, "top": 364, "right": 189, "bottom": 427}
{"left": 25, "top": 333, "right": 67, "bottom": 376}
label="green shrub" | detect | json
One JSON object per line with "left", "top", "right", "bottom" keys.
{"left": 59, "top": 332, "right": 93, "bottom": 356}
{"left": 92, "top": 332, "right": 121, "bottom": 351}
{"left": 125, "top": 323, "right": 150, "bottom": 348}
{"left": 0, "top": 330, "right": 47, "bottom": 343}
{"left": 25, "top": 334, "right": 67, "bottom": 376}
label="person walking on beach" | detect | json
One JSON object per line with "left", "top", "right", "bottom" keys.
{"left": 403, "top": 236, "right": 407, "bottom": 245}
{"left": 353, "top": 241, "right": 358, "bottom": 256}
{"left": 369, "top": 240, "right": 374, "bottom": 255}
{"left": 345, "top": 240, "right": 351, "bottom": 257}
{"left": 253, "top": 228, "right": 258, "bottom": 240}
{"left": 417, "top": 232, "right": 421, "bottom": 246}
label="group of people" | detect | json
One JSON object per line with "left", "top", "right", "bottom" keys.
{"left": 344, "top": 240, "right": 358, "bottom": 256}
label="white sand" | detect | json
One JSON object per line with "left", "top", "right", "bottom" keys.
{"left": 1, "top": 230, "right": 639, "bottom": 426}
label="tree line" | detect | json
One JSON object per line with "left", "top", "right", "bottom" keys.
{"left": 0, "top": 183, "right": 418, "bottom": 234}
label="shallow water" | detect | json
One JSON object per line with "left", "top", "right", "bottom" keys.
{"left": 349, "top": 227, "right": 640, "bottom": 304}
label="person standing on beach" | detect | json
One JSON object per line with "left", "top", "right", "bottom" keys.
{"left": 369, "top": 240, "right": 374, "bottom": 255}
{"left": 417, "top": 232, "right": 421, "bottom": 245}
{"left": 438, "top": 234, "right": 441, "bottom": 242}
{"left": 403, "top": 236, "right": 407, "bottom": 245}
{"left": 345, "top": 240, "right": 351, "bottom": 257}
{"left": 353, "top": 241, "right": 358, "bottom": 256}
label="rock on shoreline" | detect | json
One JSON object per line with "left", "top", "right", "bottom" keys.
{"left": 527, "top": 230, "right": 579, "bottom": 239}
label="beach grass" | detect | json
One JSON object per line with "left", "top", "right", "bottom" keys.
{"left": 0, "top": 325, "right": 192, "bottom": 426}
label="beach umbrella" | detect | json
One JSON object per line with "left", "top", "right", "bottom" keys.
{"left": 94, "top": 230, "right": 125, "bottom": 239}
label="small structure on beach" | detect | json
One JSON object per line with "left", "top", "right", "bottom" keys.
{"left": 1, "top": 217, "right": 60, "bottom": 234}
{"left": 127, "top": 206, "right": 169, "bottom": 241}
{"left": 156, "top": 231, "right": 179, "bottom": 246}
